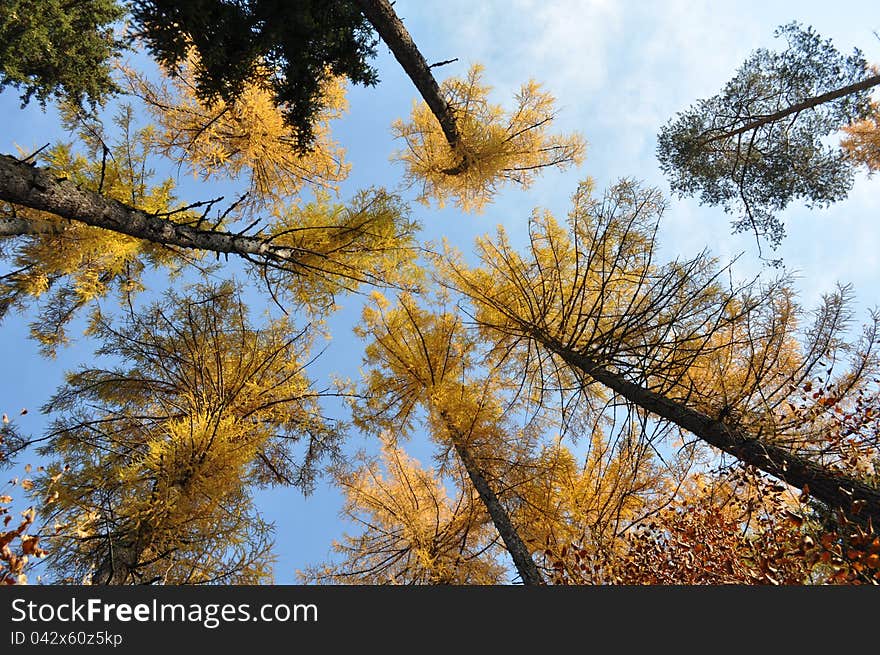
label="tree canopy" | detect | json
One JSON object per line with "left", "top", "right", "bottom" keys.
{"left": 129, "top": 0, "right": 380, "bottom": 151}
{"left": 1, "top": 4, "right": 878, "bottom": 587}
{"left": 657, "top": 22, "right": 879, "bottom": 253}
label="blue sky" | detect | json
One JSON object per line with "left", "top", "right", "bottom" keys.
{"left": 2, "top": 1, "right": 879, "bottom": 584}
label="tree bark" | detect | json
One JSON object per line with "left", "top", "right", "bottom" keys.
{"left": 441, "top": 411, "right": 544, "bottom": 585}
{"left": 0, "top": 153, "right": 306, "bottom": 268}
{"left": 543, "top": 338, "right": 880, "bottom": 527}
{"left": 702, "top": 73, "right": 880, "bottom": 145}
{"left": 355, "top": 0, "right": 462, "bottom": 153}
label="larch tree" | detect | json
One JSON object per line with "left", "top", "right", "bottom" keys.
{"left": 353, "top": 0, "right": 585, "bottom": 197}
{"left": 344, "top": 292, "right": 546, "bottom": 584}
{"left": 32, "top": 281, "right": 342, "bottom": 584}
{"left": 1, "top": 104, "right": 195, "bottom": 356}
{"left": 656, "top": 23, "right": 879, "bottom": 253}
{"left": 305, "top": 291, "right": 697, "bottom": 585}
{"left": 440, "top": 178, "right": 880, "bottom": 527}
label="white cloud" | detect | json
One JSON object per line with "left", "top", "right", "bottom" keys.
{"left": 397, "top": 0, "right": 880, "bottom": 318}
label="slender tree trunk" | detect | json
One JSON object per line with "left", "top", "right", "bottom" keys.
{"left": 441, "top": 411, "right": 544, "bottom": 586}
{"left": 542, "top": 338, "right": 880, "bottom": 526}
{"left": 355, "top": 0, "right": 470, "bottom": 174}
{"left": 91, "top": 514, "right": 155, "bottom": 585}
{"left": 92, "top": 538, "right": 142, "bottom": 585}
{"left": 703, "top": 73, "right": 880, "bottom": 144}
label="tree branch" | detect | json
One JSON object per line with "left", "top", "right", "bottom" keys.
{"left": 702, "top": 73, "right": 880, "bottom": 145}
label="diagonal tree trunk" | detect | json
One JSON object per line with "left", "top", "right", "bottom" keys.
{"left": 538, "top": 336, "right": 880, "bottom": 527}
{"left": 0, "top": 154, "right": 297, "bottom": 262}
{"left": 356, "top": 0, "right": 462, "bottom": 151}
{"left": 440, "top": 410, "right": 544, "bottom": 586}
{"left": 0, "top": 153, "right": 369, "bottom": 281}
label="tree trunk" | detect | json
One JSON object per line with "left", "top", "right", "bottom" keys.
{"left": 544, "top": 339, "right": 880, "bottom": 526}
{"left": 91, "top": 516, "right": 155, "bottom": 585}
{"left": 355, "top": 0, "right": 463, "bottom": 155}
{"left": 441, "top": 411, "right": 544, "bottom": 585}
{"left": 702, "top": 73, "right": 880, "bottom": 144}
{"left": 0, "top": 153, "right": 306, "bottom": 268}
{"left": 92, "top": 539, "right": 142, "bottom": 585}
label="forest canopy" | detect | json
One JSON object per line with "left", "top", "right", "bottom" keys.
{"left": 1, "top": 1, "right": 878, "bottom": 586}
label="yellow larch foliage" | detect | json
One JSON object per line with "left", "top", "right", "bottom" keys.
{"left": 514, "top": 434, "right": 674, "bottom": 564}
{"left": 353, "top": 291, "right": 541, "bottom": 467}
{"left": 32, "top": 282, "right": 335, "bottom": 584}
{"left": 101, "top": 410, "right": 267, "bottom": 574}
{"left": 1, "top": 108, "right": 193, "bottom": 356}
{"left": 393, "top": 64, "right": 586, "bottom": 212}
{"left": 842, "top": 99, "right": 880, "bottom": 174}
{"left": 301, "top": 433, "right": 506, "bottom": 585}
{"left": 437, "top": 179, "right": 663, "bottom": 404}
{"left": 659, "top": 287, "right": 804, "bottom": 429}
{"left": 262, "top": 188, "right": 423, "bottom": 315}
{"left": 353, "top": 291, "right": 470, "bottom": 435}
{"left": 122, "top": 52, "right": 350, "bottom": 212}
